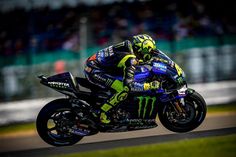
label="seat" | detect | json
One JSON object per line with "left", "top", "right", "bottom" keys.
{"left": 75, "top": 77, "right": 102, "bottom": 90}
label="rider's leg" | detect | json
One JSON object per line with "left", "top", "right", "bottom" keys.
{"left": 84, "top": 69, "right": 129, "bottom": 124}
{"left": 100, "top": 80, "right": 129, "bottom": 123}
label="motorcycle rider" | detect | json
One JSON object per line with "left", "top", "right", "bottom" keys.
{"left": 84, "top": 34, "right": 160, "bottom": 124}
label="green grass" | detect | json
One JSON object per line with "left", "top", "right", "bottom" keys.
{"left": 207, "top": 103, "right": 236, "bottom": 113}
{"left": 54, "top": 134, "right": 236, "bottom": 157}
{"left": 0, "top": 122, "right": 36, "bottom": 135}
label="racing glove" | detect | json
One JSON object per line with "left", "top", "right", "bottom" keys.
{"left": 144, "top": 81, "right": 160, "bottom": 91}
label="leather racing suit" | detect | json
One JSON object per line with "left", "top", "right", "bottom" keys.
{"left": 84, "top": 40, "right": 158, "bottom": 123}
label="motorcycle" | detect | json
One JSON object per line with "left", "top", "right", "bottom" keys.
{"left": 36, "top": 50, "right": 207, "bottom": 146}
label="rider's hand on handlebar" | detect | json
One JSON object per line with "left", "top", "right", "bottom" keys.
{"left": 144, "top": 81, "right": 160, "bottom": 91}
{"left": 150, "top": 81, "right": 160, "bottom": 90}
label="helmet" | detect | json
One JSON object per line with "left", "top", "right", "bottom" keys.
{"left": 132, "top": 34, "right": 156, "bottom": 61}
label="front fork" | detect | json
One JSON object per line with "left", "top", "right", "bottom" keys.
{"left": 172, "top": 86, "right": 188, "bottom": 116}
{"left": 174, "top": 99, "right": 184, "bottom": 112}
{"left": 173, "top": 98, "right": 186, "bottom": 117}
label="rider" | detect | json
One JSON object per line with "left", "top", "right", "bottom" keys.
{"left": 84, "top": 34, "right": 160, "bottom": 124}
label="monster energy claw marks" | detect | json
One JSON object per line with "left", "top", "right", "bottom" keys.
{"left": 137, "top": 96, "right": 157, "bottom": 118}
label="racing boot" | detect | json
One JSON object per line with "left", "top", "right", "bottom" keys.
{"left": 89, "top": 99, "right": 113, "bottom": 124}
{"left": 100, "top": 111, "right": 111, "bottom": 124}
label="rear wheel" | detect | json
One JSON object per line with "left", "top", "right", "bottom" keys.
{"left": 158, "top": 90, "right": 207, "bottom": 133}
{"left": 36, "top": 99, "right": 83, "bottom": 146}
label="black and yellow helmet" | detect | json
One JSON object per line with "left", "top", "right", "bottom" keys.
{"left": 132, "top": 34, "right": 156, "bottom": 61}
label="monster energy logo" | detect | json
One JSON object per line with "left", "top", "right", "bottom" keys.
{"left": 137, "top": 96, "right": 156, "bottom": 118}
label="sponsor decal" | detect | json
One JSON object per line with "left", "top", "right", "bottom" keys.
{"left": 48, "top": 81, "right": 70, "bottom": 88}
{"left": 108, "top": 46, "right": 114, "bottom": 54}
{"left": 175, "top": 63, "right": 183, "bottom": 76}
{"left": 99, "top": 46, "right": 114, "bottom": 58}
{"left": 153, "top": 62, "right": 167, "bottom": 72}
{"left": 94, "top": 74, "right": 107, "bottom": 82}
{"left": 137, "top": 96, "right": 156, "bottom": 118}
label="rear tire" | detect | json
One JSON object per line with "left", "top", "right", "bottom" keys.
{"left": 36, "top": 98, "right": 83, "bottom": 146}
{"left": 158, "top": 90, "right": 207, "bottom": 133}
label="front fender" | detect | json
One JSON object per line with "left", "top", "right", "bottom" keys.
{"left": 186, "top": 88, "right": 195, "bottom": 96}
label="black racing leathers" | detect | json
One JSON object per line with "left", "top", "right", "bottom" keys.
{"left": 84, "top": 40, "right": 146, "bottom": 92}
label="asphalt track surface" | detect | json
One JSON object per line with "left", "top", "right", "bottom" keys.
{"left": 0, "top": 113, "right": 236, "bottom": 157}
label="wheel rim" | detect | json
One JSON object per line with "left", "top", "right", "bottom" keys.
{"left": 164, "top": 99, "right": 202, "bottom": 127}
{"left": 46, "top": 108, "right": 78, "bottom": 142}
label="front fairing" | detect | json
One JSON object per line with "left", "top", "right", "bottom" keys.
{"left": 134, "top": 50, "right": 187, "bottom": 92}
{"left": 117, "top": 50, "right": 187, "bottom": 93}
{"left": 152, "top": 50, "right": 186, "bottom": 90}
{"left": 152, "top": 61, "right": 186, "bottom": 86}
{"left": 134, "top": 66, "right": 151, "bottom": 82}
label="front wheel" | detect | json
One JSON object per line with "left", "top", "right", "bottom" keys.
{"left": 158, "top": 90, "right": 207, "bottom": 133}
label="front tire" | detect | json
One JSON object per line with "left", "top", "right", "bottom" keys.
{"left": 36, "top": 98, "right": 83, "bottom": 146}
{"left": 158, "top": 90, "right": 207, "bottom": 133}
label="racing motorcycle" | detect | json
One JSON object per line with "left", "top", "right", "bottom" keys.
{"left": 36, "top": 51, "right": 207, "bottom": 146}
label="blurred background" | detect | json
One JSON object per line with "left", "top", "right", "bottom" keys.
{"left": 0, "top": 1, "right": 236, "bottom": 156}
{"left": 0, "top": 0, "right": 236, "bottom": 102}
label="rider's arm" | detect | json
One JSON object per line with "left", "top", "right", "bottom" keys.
{"left": 113, "top": 40, "right": 133, "bottom": 53}
{"left": 118, "top": 56, "right": 159, "bottom": 92}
